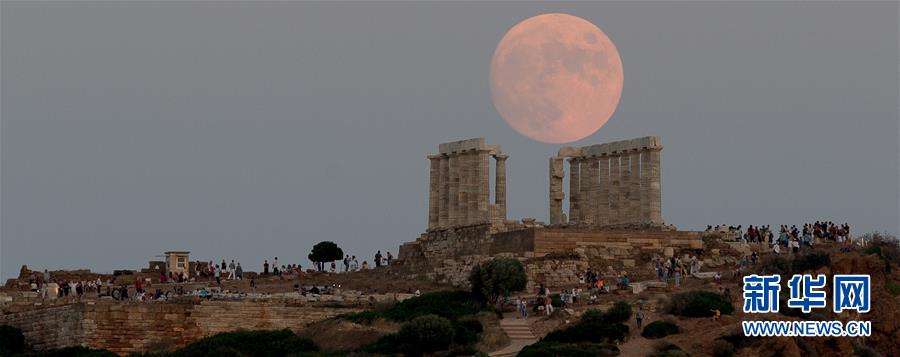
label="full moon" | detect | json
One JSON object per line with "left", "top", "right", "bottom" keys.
{"left": 490, "top": 13, "right": 623, "bottom": 144}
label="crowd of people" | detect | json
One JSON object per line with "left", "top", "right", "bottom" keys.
{"left": 707, "top": 221, "right": 857, "bottom": 254}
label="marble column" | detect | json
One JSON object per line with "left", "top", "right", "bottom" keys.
{"left": 643, "top": 148, "right": 663, "bottom": 223}
{"left": 427, "top": 155, "right": 441, "bottom": 229}
{"left": 448, "top": 153, "right": 459, "bottom": 226}
{"left": 494, "top": 154, "right": 508, "bottom": 223}
{"left": 608, "top": 154, "right": 621, "bottom": 224}
{"left": 582, "top": 157, "right": 598, "bottom": 225}
{"left": 568, "top": 157, "right": 582, "bottom": 223}
{"left": 549, "top": 157, "right": 565, "bottom": 224}
{"left": 459, "top": 152, "right": 470, "bottom": 225}
{"left": 629, "top": 150, "right": 642, "bottom": 223}
{"left": 598, "top": 156, "right": 610, "bottom": 226}
{"left": 620, "top": 153, "right": 632, "bottom": 224}
{"left": 477, "top": 150, "right": 490, "bottom": 223}
{"left": 438, "top": 155, "right": 450, "bottom": 227}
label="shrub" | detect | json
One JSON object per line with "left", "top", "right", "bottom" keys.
{"left": 603, "top": 301, "right": 632, "bottom": 323}
{"left": 666, "top": 291, "right": 734, "bottom": 317}
{"left": 29, "top": 346, "right": 118, "bottom": 357}
{"left": 171, "top": 329, "right": 318, "bottom": 357}
{"left": 651, "top": 341, "right": 690, "bottom": 357}
{"left": 452, "top": 319, "right": 483, "bottom": 346}
{"left": 396, "top": 314, "right": 455, "bottom": 356}
{"left": 0, "top": 325, "right": 25, "bottom": 356}
{"left": 518, "top": 341, "right": 619, "bottom": 357}
{"left": 542, "top": 304, "right": 630, "bottom": 344}
{"left": 641, "top": 320, "right": 680, "bottom": 338}
{"left": 358, "top": 334, "right": 402, "bottom": 355}
{"left": 853, "top": 343, "right": 883, "bottom": 357}
{"left": 468, "top": 257, "right": 527, "bottom": 303}
{"left": 887, "top": 281, "right": 900, "bottom": 297}
{"left": 340, "top": 310, "right": 380, "bottom": 325}
{"left": 863, "top": 232, "right": 900, "bottom": 273}
{"left": 712, "top": 339, "right": 735, "bottom": 357}
{"left": 382, "top": 290, "right": 482, "bottom": 321}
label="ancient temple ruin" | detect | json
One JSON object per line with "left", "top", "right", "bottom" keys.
{"left": 426, "top": 138, "right": 508, "bottom": 230}
{"left": 549, "top": 136, "right": 663, "bottom": 226}
{"left": 398, "top": 136, "right": 698, "bottom": 290}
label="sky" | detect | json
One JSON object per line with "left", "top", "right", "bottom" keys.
{"left": 2, "top": 1, "right": 898, "bottom": 279}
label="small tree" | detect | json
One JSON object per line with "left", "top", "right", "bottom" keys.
{"left": 397, "top": 314, "right": 455, "bottom": 356}
{"left": 308, "top": 241, "right": 344, "bottom": 271}
{"left": 468, "top": 257, "right": 527, "bottom": 303}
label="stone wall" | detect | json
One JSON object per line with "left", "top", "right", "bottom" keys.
{"left": 0, "top": 300, "right": 363, "bottom": 355}
{"left": 533, "top": 228, "right": 703, "bottom": 256}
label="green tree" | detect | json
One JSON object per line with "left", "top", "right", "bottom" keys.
{"left": 396, "top": 314, "right": 455, "bottom": 356}
{"left": 468, "top": 257, "right": 527, "bottom": 303}
{"left": 307, "top": 241, "right": 344, "bottom": 271}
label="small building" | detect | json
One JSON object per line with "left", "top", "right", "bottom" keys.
{"left": 164, "top": 251, "right": 190, "bottom": 275}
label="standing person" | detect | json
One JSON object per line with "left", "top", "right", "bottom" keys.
{"left": 215, "top": 267, "right": 221, "bottom": 285}
{"left": 228, "top": 260, "right": 236, "bottom": 280}
{"left": 343, "top": 255, "right": 350, "bottom": 272}
{"left": 351, "top": 256, "right": 359, "bottom": 271}
{"left": 330, "top": 261, "right": 336, "bottom": 273}
{"left": 235, "top": 263, "right": 243, "bottom": 280}
{"left": 544, "top": 295, "right": 554, "bottom": 316}
{"left": 386, "top": 252, "right": 393, "bottom": 265}
{"left": 249, "top": 277, "right": 256, "bottom": 293}
{"left": 361, "top": 260, "right": 369, "bottom": 270}
{"left": 374, "top": 251, "right": 383, "bottom": 268}
{"left": 636, "top": 307, "right": 645, "bottom": 328}
{"left": 263, "top": 260, "right": 270, "bottom": 275}
{"left": 273, "top": 257, "right": 279, "bottom": 276}
{"left": 519, "top": 297, "right": 528, "bottom": 319}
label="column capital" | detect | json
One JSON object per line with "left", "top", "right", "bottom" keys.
{"left": 493, "top": 154, "right": 509, "bottom": 161}
{"left": 427, "top": 154, "right": 443, "bottom": 160}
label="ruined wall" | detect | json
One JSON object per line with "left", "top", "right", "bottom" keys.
{"left": 0, "top": 301, "right": 363, "bottom": 355}
{"left": 397, "top": 226, "right": 704, "bottom": 291}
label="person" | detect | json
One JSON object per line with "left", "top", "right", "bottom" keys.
{"left": 330, "top": 261, "right": 336, "bottom": 273}
{"left": 544, "top": 295, "right": 554, "bottom": 316}
{"left": 263, "top": 260, "right": 270, "bottom": 275}
{"left": 343, "top": 255, "right": 350, "bottom": 272}
{"left": 673, "top": 264, "right": 682, "bottom": 288}
{"left": 414, "top": 289, "right": 421, "bottom": 297}
{"left": 221, "top": 259, "right": 227, "bottom": 271}
{"left": 374, "top": 251, "right": 383, "bottom": 268}
{"left": 250, "top": 277, "right": 256, "bottom": 293}
{"left": 215, "top": 267, "right": 221, "bottom": 285}
{"left": 235, "top": 263, "right": 243, "bottom": 280}
{"left": 712, "top": 308, "right": 721, "bottom": 321}
{"left": 361, "top": 260, "right": 369, "bottom": 270}
{"left": 519, "top": 296, "right": 528, "bottom": 319}
{"left": 351, "top": 256, "right": 359, "bottom": 271}
{"left": 636, "top": 307, "right": 645, "bottom": 328}
{"left": 228, "top": 260, "right": 236, "bottom": 280}
{"left": 386, "top": 252, "right": 393, "bottom": 265}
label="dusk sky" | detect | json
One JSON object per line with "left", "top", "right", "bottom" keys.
{"left": 2, "top": 2, "right": 898, "bottom": 279}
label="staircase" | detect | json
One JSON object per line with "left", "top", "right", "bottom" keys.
{"left": 490, "top": 314, "right": 537, "bottom": 356}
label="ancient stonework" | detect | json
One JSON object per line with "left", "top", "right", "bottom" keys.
{"left": 427, "top": 138, "right": 507, "bottom": 230}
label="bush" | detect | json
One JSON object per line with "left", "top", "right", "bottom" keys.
{"left": 0, "top": 325, "right": 25, "bottom": 356}
{"left": 358, "top": 334, "right": 402, "bottom": 355}
{"left": 382, "top": 290, "right": 482, "bottom": 321}
{"left": 603, "top": 301, "right": 632, "bottom": 323}
{"left": 712, "top": 339, "right": 735, "bottom": 357}
{"left": 666, "top": 291, "right": 734, "bottom": 317}
{"left": 396, "top": 314, "right": 455, "bottom": 356}
{"left": 468, "top": 257, "right": 527, "bottom": 303}
{"left": 28, "top": 346, "right": 118, "bottom": 357}
{"left": 641, "top": 320, "right": 680, "bottom": 338}
{"left": 543, "top": 304, "right": 630, "bottom": 344}
{"left": 651, "top": 341, "right": 690, "bottom": 357}
{"left": 339, "top": 310, "right": 380, "bottom": 325}
{"left": 452, "top": 319, "right": 483, "bottom": 346}
{"left": 171, "top": 329, "right": 318, "bottom": 357}
{"left": 518, "top": 341, "right": 619, "bottom": 357}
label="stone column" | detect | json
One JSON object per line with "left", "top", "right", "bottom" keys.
{"left": 427, "top": 155, "right": 441, "bottom": 229}
{"left": 438, "top": 155, "right": 450, "bottom": 227}
{"left": 629, "top": 150, "right": 642, "bottom": 223}
{"left": 608, "top": 154, "right": 621, "bottom": 224}
{"left": 568, "top": 157, "right": 582, "bottom": 223}
{"left": 549, "top": 157, "right": 565, "bottom": 224}
{"left": 494, "top": 154, "right": 508, "bottom": 222}
{"left": 643, "top": 148, "right": 663, "bottom": 223}
{"left": 458, "top": 152, "right": 470, "bottom": 226}
{"left": 477, "top": 150, "right": 490, "bottom": 223}
{"left": 582, "top": 157, "right": 598, "bottom": 225}
{"left": 448, "top": 153, "right": 459, "bottom": 226}
{"left": 467, "top": 151, "right": 479, "bottom": 224}
{"left": 598, "top": 156, "right": 610, "bottom": 226}
{"left": 620, "top": 153, "right": 633, "bottom": 224}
